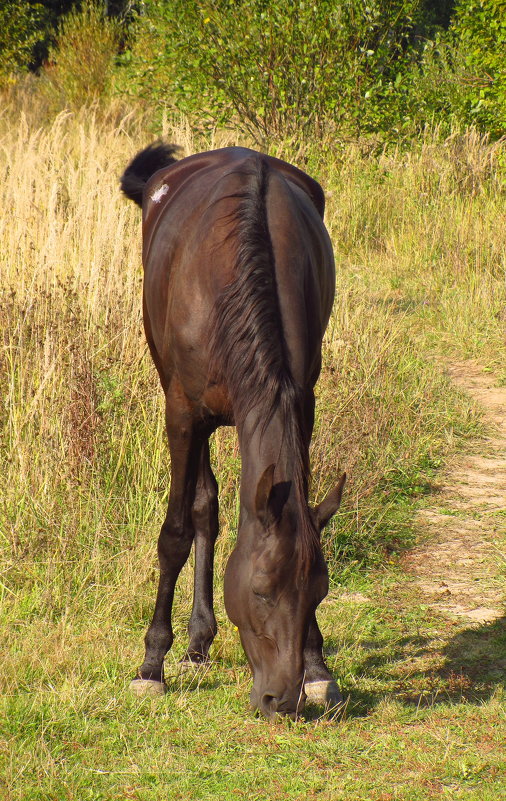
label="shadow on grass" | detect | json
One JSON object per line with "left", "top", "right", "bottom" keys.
{"left": 158, "top": 619, "right": 505, "bottom": 722}
{"left": 421, "top": 614, "right": 505, "bottom": 703}
{"left": 331, "top": 615, "right": 506, "bottom": 718}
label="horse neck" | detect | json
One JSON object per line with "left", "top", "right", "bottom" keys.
{"left": 237, "top": 407, "right": 309, "bottom": 513}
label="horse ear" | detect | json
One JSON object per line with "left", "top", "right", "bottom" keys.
{"left": 313, "top": 473, "right": 346, "bottom": 531}
{"left": 255, "top": 465, "right": 290, "bottom": 529}
{"left": 255, "top": 464, "right": 276, "bottom": 527}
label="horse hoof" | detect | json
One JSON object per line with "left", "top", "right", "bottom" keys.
{"left": 178, "top": 657, "right": 209, "bottom": 672}
{"left": 129, "top": 678, "right": 166, "bottom": 697}
{"left": 304, "top": 680, "right": 342, "bottom": 707}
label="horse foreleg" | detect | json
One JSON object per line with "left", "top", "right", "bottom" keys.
{"left": 130, "top": 395, "right": 200, "bottom": 696}
{"left": 183, "top": 439, "right": 219, "bottom": 663}
{"left": 303, "top": 613, "right": 342, "bottom": 708}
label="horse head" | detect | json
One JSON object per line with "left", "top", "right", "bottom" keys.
{"left": 224, "top": 466, "right": 346, "bottom": 718}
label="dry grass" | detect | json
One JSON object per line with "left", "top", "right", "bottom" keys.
{"left": 1, "top": 101, "right": 504, "bottom": 596}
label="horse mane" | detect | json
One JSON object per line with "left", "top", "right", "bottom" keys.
{"left": 209, "top": 156, "right": 319, "bottom": 575}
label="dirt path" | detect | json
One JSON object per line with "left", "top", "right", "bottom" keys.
{"left": 403, "top": 361, "right": 505, "bottom": 624}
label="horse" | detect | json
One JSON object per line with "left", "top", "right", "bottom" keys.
{"left": 120, "top": 144, "right": 346, "bottom": 719}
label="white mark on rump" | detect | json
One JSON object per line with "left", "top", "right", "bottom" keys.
{"left": 150, "top": 183, "right": 170, "bottom": 203}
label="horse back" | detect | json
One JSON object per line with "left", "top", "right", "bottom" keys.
{"left": 141, "top": 148, "right": 334, "bottom": 413}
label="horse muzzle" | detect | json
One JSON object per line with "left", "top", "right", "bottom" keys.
{"left": 250, "top": 684, "right": 306, "bottom": 720}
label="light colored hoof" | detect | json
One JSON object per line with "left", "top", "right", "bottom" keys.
{"left": 129, "top": 678, "right": 166, "bottom": 697}
{"left": 304, "top": 680, "right": 342, "bottom": 707}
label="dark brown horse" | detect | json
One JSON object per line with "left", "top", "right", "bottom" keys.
{"left": 120, "top": 144, "right": 345, "bottom": 719}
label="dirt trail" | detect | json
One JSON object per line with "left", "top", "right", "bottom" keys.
{"left": 403, "top": 361, "right": 505, "bottom": 624}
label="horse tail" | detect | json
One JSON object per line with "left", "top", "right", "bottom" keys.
{"left": 120, "top": 142, "right": 179, "bottom": 207}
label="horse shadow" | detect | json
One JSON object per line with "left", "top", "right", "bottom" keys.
{"left": 161, "top": 616, "right": 505, "bottom": 721}
{"left": 331, "top": 614, "right": 506, "bottom": 719}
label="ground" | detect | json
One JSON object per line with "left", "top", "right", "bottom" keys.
{"left": 404, "top": 361, "right": 505, "bottom": 625}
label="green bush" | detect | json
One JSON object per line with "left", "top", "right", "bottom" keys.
{"left": 41, "top": 0, "right": 120, "bottom": 109}
{"left": 116, "top": 0, "right": 506, "bottom": 142}
{"left": 0, "top": 0, "right": 45, "bottom": 86}
{"left": 450, "top": 0, "right": 506, "bottom": 137}
{"left": 406, "top": 0, "right": 506, "bottom": 138}
{"left": 118, "top": 0, "right": 426, "bottom": 140}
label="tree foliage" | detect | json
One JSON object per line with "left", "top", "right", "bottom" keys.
{"left": 450, "top": 0, "right": 506, "bottom": 137}
{"left": 0, "top": 1, "right": 46, "bottom": 83}
{"left": 1, "top": 0, "right": 505, "bottom": 141}
{"left": 121, "top": 0, "right": 428, "bottom": 139}
{"left": 402, "top": 0, "right": 506, "bottom": 138}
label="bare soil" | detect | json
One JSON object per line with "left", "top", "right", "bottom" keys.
{"left": 403, "top": 361, "right": 505, "bottom": 624}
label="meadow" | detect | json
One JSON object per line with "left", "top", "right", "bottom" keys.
{"left": 0, "top": 94, "right": 505, "bottom": 799}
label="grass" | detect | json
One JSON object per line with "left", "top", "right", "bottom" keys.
{"left": 2, "top": 571, "right": 505, "bottom": 800}
{"left": 0, "top": 94, "right": 505, "bottom": 799}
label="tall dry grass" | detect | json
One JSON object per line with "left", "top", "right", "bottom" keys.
{"left": 0, "top": 103, "right": 248, "bottom": 640}
{"left": 1, "top": 98, "right": 503, "bottom": 643}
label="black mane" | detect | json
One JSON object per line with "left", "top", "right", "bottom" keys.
{"left": 209, "top": 156, "right": 319, "bottom": 573}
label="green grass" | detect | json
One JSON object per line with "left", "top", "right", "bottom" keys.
{"left": 0, "top": 97, "right": 505, "bottom": 799}
{"left": 2, "top": 568, "right": 505, "bottom": 800}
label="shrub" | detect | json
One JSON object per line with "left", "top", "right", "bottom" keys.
{"left": 450, "top": 0, "right": 506, "bottom": 137}
{"left": 0, "top": 0, "right": 45, "bottom": 86}
{"left": 118, "top": 0, "right": 426, "bottom": 141}
{"left": 406, "top": 0, "right": 506, "bottom": 138}
{"left": 41, "top": 0, "right": 120, "bottom": 110}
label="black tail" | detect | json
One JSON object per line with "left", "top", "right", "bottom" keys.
{"left": 120, "top": 142, "right": 179, "bottom": 207}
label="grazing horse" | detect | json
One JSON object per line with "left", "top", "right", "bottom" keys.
{"left": 120, "top": 144, "right": 345, "bottom": 719}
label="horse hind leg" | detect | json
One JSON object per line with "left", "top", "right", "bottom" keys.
{"left": 130, "top": 395, "right": 201, "bottom": 697}
{"left": 183, "top": 439, "right": 219, "bottom": 664}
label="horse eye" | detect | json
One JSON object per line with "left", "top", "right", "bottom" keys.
{"left": 251, "top": 572, "right": 276, "bottom": 603}
{"left": 252, "top": 589, "right": 269, "bottom": 602}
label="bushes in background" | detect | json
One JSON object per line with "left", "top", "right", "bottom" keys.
{"left": 0, "top": 0, "right": 46, "bottom": 84}
{"left": 42, "top": 1, "right": 120, "bottom": 108}
{"left": 445, "top": 0, "right": 506, "bottom": 138}
{"left": 118, "top": 0, "right": 425, "bottom": 139}
{"left": 116, "top": 0, "right": 506, "bottom": 141}
{"left": 1, "top": 1, "right": 505, "bottom": 141}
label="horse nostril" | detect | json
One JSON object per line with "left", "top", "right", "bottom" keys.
{"left": 260, "top": 693, "right": 278, "bottom": 717}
